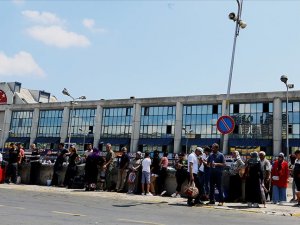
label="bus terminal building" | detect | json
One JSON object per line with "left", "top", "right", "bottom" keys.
{"left": 0, "top": 81, "right": 299, "bottom": 156}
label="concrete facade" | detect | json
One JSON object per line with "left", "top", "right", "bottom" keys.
{"left": 0, "top": 89, "right": 300, "bottom": 155}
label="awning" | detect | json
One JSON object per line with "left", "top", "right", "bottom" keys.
{"left": 100, "top": 138, "right": 131, "bottom": 145}
{"left": 138, "top": 138, "right": 174, "bottom": 146}
{"left": 35, "top": 137, "right": 61, "bottom": 144}
{"left": 181, "top": 138, "right": 220, "bottom": 146}
{"left": 6, "top": 137, "right": 30, "bottom": 143}
{"left": 283, "top": 139, "right": 300, "bottom": 147}
{"left": 65, "top": 137, "right": 94, "bottom": 144}
{"left": 228, "top": 139, "right": 272, "bottom": 147}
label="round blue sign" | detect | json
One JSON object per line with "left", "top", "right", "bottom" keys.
{"left": 217, "top": 115, "right": 235, "bottom": 135}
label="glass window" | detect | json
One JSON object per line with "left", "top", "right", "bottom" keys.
{"left": 37, "top": 110, "right": 63, "bottom": 137}
{"left": 102, "top": 107, "right": 133, "bottom": 138}
{"left": 140, "top": 106, "right": 175, "bottom": 138}
{"left": 182, "top": 104, "right": 222, "bottom": 138}
{"left": 230, "top": 102, "right": 273, "bottom": 139}
{"left": 10, "top": 111, "right": 33, "bottom": 137}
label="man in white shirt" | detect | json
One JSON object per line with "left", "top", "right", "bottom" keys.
{"left": 141, "top": 151, "right": 152, "bottom": 196}
{"left": 187, "top": 147, "right": 203, "bottom": 206}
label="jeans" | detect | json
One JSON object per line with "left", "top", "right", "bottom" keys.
{"left": 272, "top": 185, "right": 287, "bottom": 203}
{"left": 209, "top": 171, "right": 224, "bottom": 203}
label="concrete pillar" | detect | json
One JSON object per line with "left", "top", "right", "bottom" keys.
{"left": 273, "top": 97, "right": 282, "bottom": 156}
{"left": 60, "top": 107, "right": 69, "bottom": 144}
{"left": 130, "top": 103, "right": 141, "bottom": 153}
{"left": 93, "top": 105, "right": 102, "bottom": 148}
{"left": 30, "top": 108, "right": 40, "bottom": 145}
{"left": 1, "top": 108, "right": 12, "bottom": 150}
{"left": 174, "top": 102, "right": 183, "bottom": 154}
{"left": 1, "top": 109, "right": 12, "bottom": 150}
{"left": 221, "top": 100, "right": 229, "bottom": 154}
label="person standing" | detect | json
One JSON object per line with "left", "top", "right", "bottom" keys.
{"left": 207, "top": 143, "right": 225, "bottom": 206}
{"left": 29, "top": 144, "right": 41, "bottom": 185}
{"left": 186, "top": 147, "right": 203, "bottom": 206}
{"left": 171, "top": 153, "right": 187, "bottom": 198}
{"left": 5, "top": 143, "right": 20, "bottom": 184}
{"left": 244, "top": 152, "right": 265, "bottom": 208}
{"left": 103, "top": 143, "right": 115, "bottom": 191}
{"left": 159, "top": 151, "right": 169, "bottom": 196}
{"left": 289, "top": 153, "right": 297, "bottom": 202}
{"left": 85, "top": 148, "right": 105, "bottom": 191}
{"left": 127, "top": 151, "right": 142, "bottom": 194}
{"left": 259, "top": 151, "right": 272, "bottom": 201}
{"left": 228, "top": 151, "right": 245, "bottom": 202}
{"left": 271, "top": 153, "right": 289, "bottom": 204}
{"left": 63, "top": 145, "right": 79, "bottom": 187}
{"left": 150, "top": 150, "right": 160, "bottom": 195}
{"left": 141, "top": 151, "right": 152, "bottom": 196}
{"left": 116, "top": 147, "right": 130, "bottom": 192}
{"left": 293, "top": 150, "right": 300, "bottom": 207}
{"left": 202, "top": 146, "right": 211, "bottom": 200}
{"left": 51, "top": 143, "right": 68, "bottom": 186}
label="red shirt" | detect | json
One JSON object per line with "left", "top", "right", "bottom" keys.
{"left": 271, "top": 160, "right": 289, "bottom": 188}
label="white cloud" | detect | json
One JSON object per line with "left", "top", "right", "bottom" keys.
{"left": 0, "top": 51, "right": 45, "bottom": 77}
{"left": 22, "top": 10, "right": 64, "bottom": 25}
{"left": 82, "top": 18, "right": 107, "bottom": 33}
{"left": 26, "top": 25, "right": 90, "bottom": 48}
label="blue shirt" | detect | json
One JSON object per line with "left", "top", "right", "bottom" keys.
{"left": 207, "top": 151, "right": 225, "bottom": 173}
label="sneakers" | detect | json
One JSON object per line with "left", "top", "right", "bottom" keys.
{"left": 171, "top": 193, "right": 177, "bottom": 198}
{"left": 176, "top": 194, "right": 181, "bottom": 198}
{"left": 217, "top": 202, "right": 224, "bottom": 206}
{"left": 160, "top": 190, "right": 167, "bottom": 196}
{"left": 146, "top": 192, "right": 153, "bottom": 196}
{"left": 141, "top": 193, "right": 145, "bottom": 196}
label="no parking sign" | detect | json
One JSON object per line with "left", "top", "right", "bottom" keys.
{"left": 217, "top": 115, "right": 235, "bottom": 135}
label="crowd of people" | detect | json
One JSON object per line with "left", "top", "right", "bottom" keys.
{"left": 1, "top": 142, "right": 300, "bottom": 209}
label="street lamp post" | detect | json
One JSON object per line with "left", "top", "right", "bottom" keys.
{"left": 225, "top": 0, "right": 247, "bottom": 114}
{"left": 222, "top": 0, "right": 247, "bottom": 154}
{"left": 280, "top": 75, "right": 294, "bottom": 156}
{"left": 182, "top": 127, "right": 193, "bottom": 154}
{"left": 79, "top": 128, "right": 89, "bottom": 152}
{"left": 62, "top": 88, "right": 86, "bottom": 149}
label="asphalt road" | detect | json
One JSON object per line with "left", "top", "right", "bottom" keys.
{"left": 0, "top": 188, "right": 300, "bottom": 225}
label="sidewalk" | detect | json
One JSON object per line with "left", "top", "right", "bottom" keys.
{"left": 0, "top": 184, "right": 299, "bottom": 217}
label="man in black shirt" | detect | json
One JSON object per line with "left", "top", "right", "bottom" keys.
{"left": 5, "top": 143, "right": 19, "bottom": 184}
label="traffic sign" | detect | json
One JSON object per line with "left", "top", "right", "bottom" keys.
{"left": 217, "top": 115, "right": 235, "bottom": 135}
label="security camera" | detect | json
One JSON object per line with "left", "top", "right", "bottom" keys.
{"left": 228, "top": 12, "right": 237, "bottom": 21}
{"left": 239, "top": 20, "right": 247, "bottom": 29}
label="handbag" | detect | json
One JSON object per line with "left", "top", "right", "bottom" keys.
{"left": 184, "top": 181, "right": 199, "bottom": 198}
{"left": 127, "top": 172, "right": 136, "bottom": 183}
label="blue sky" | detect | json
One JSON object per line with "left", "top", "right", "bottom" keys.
{"left": 0, "top": 0, "right": 300, "bottom": 101}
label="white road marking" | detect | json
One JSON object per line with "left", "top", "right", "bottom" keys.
{"left": 118, "top": 218, "right": 165, "bottom": 225}
{"left": 52, "top": 211, "right": 86, "bottom": 217}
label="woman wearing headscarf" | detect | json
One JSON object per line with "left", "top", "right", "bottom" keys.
{"left": 271, "top": 152, "right": 289, "bottom": 204}
{"left": 63, "top": 145, "right": 79, "bottom": 187}
{"left": 228, "top": 151, "right": 245, "bottom": 202}
{"left": 85, "top": 148, "right": 105, "bottom": 191}
{"left": 244, "top": 151, "right": 265, "bottom": 208}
